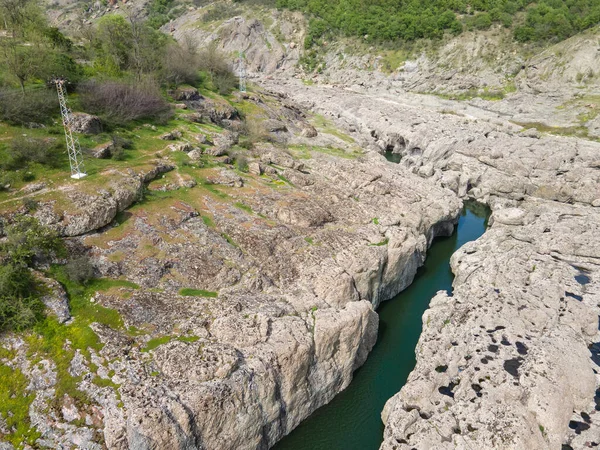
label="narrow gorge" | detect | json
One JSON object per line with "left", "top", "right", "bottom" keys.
{"left": 0, "top": 1, "right": 599, "bottom": 449}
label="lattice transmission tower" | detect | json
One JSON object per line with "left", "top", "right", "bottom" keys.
{"left": 237, "top": 53, "right": 247, "bottom": 93}
{"left": 53, "top": 78, "right": 86, "bottom": 179}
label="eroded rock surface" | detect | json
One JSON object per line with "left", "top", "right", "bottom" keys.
{"left": 382, "top": 200, "right": 600, "bottom": 449}
{"left": 0, "top": 89, "right": 462, "bottom": 449}
{"left": 266, "top": 81, "right": 600, "bottom": 449}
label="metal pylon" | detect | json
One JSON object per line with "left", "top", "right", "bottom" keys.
{"left": 54, "top": 78, "right": 86, "bottom": 180}
{"left": 238, "top": 53, "right": 247, "bottom": 93}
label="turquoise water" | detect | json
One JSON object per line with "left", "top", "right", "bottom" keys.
{"left": 274, "top": 202, "right": 490, "bottom": 450}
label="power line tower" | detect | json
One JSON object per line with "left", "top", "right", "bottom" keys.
{"left": 53, "top": 78, "right": 86, "bottom": 180}
{"left": 237, "top": 53, "right": 247, "bottom": 93}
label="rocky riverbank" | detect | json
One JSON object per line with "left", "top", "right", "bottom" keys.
{"left": 264, "top": 79, "right": 600, "bottom": 448}
{"left": 0, "top": 88, "right": 462, "bottom": 449}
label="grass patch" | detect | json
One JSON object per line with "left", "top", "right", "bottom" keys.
{"left": 177, "top": 335, "right": 200, "bottom": 343}
{"left": 512, "top": 121, "right": 593, "bottom": 139}
{"left": 0, "top": 364, "right": 41, "bottom": 447}
{"left": 16, "top": 268, "right": 139, "bottom": 421}
{"left": 369, "top": 237, "right": 389, "bottom": 246}
{"left": 234, "top": 201, "right": 253, "bottom": 214}
{"left": 141, "top": 334, "right": 200, "bottom": 352}
{"left": 310, "top": 114, "right": 355, "bottom": 143}
{"left": 287, "top": 144, "right": 361, "bottom": 160}
{"left": 179, "top": 288, "right": 218, "bottom": 298}
{"left": 221, "top": 233, "right": 238, "bottom": 248}
{"left": 304, "top": 237, "right": 314, "bottom": 245}
{"left": 142, "top": 336, "right": 173, "bottom": 352}
{"left": 277, "top": 174, "right": 294, "bottom": 186}
{"left": 202, "top": 214, "right": 215, "bottom": 228}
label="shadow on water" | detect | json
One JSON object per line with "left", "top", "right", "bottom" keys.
{"left": 384, "top": 152, "right": 402, "bottom": 164}
{"left": 274, "top": 201, "right": 490, "bottom": 450}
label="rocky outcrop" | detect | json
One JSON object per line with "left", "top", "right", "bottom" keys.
{"left": 69, "top": 112, "right": 102, "bottom": 135}
{"left": 266, "top": 81, "right": 600, "bottom": 449}
{"left": 0, "top": 84, "right": 465, "bottom": 449}
{"left": 381, "top": 199, "right": 600, "bottom": 449}
{"left": 38, "top": 275, "right": 71, "bottom": 323}
{"left": 32, "top": 162, "right": 175, "bottom": 237}
{"left": 86, "top": 148, "right": 460, "bottom": 449}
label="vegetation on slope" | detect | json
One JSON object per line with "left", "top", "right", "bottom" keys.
{"left": 275, "top": 0, "right": 600, "bottom": 46}
{"left": 0, "top": 0, "right": 240, "bottom": 333}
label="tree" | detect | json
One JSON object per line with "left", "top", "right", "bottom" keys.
{"left": 162, "top": 34, "right": 201, "bottom": 86}
{"left": 93, "top": 14, "right": 134, "bottom": 76}
{"left": 0, "top": 0, "right": 49, "bottom": 92}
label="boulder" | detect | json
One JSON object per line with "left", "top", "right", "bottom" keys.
{"left": 168, "top": 87, "right": 202, "bottom": 101}
{"left": 168, "top": 142, "right": 193, "bottom": 153}
{"left": 160, "top": 130, "right": 182, "bottom": 141}
{"left": 92, "top": 142, "right": 114, "bottom": 159}
{"left": 263, "top": 119, "right": 288, "bottom": 133}
{"left": 300, "top": 123, "right": 318, "bottom": 138}
{"left": 69, "top": 113, "right": 102, "bottom": 135}
{"left": 248, "top": 161, "right": 264, "bottom": 175}
{"left": 38, "top": 275, "right": 71, "bottom": 323}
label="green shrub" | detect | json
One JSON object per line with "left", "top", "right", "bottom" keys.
{"left": 0, "top": 295, "right": 46, "bottom": 332}
{"left": 0, "top": 264, "right": 35, "bottom": 299}
{"left": 22, "top": 197, "right": 38, "bottom": 212}
{"left": 235, "top": 155, "right": 249, "bottom": 172}
{"left": 4, "top": 136, "right": 62, "bottom": 170}
{"left": 79, "top": 80, "right": 173, "bottom": 126}
{"left": 0, "top": 217, "right": 65, "bottom": 332}
{"left": 0, "top": 89, "right": 59, "bottom": 126}
{"left": 197, "top": 43, "right": 237, "bottom": 95}
{"left": 2, "top": 216, "right": 64, "bottom": 266}
{"left": 64, "top": 256, "right": 94, "bottom": 285}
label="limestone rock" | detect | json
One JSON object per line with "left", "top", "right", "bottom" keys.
{"left": 248, "top": 161, "right": 263, "bottom": 175}
{"left": 38, "top": 275, "right": 70, "bottom": 323}
{"left": 92, "top": 142, "right": 113, "bottom": 159}
{"left": 168, "top": 87, "right": 202, "bottom": 101}
{"left": 69, "top": 113, "right": 102, "bottom": 134}
{"left": 161, "top": 130, "right": 182, "bottom": 141}
{"left": 168, "top": 142, "right": 193, "bottom": 153}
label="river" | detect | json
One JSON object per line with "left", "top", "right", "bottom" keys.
{"left": 274, "top": 201, "right": 490, "bottom": 450}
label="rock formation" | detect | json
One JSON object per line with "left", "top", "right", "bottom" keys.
{"left": 263, "top": 80, "right": 600, "bottom": 449}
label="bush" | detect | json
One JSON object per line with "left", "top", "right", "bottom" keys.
{"left": 110, "top": 135, "right": 133, "bottom": 160}
{"left": 79, "top": 80, "right": 172, "bottom": 126}
{"left": 2, "top": 216, "right": 64, "bottom": 266}
{"left": 198, "top": 44, "right": 237, "bottom": 95}
{"left": 4, "top": 136, "right": 62, "bottom": 170}
{"left": 0, "top": 295, "right": 46, "bottom": 333}
{"left": 162, "top": 40, "right": 201, "bottom": 87}
{"left": 64, "top": 256, "right": 94, "bottom": 285}
{"left": 0, "top": 89, "right": 59, "bottom": 125}
{"left": 0, "top": 217, "right": 65, "bottom": 332}
{"left": 235, "top": 155, "right": 249, "bottom": 172}
{"left": 22, "top": 197, "right": 38, "bottom": 212}
{"left": 0, "top": 263, "right": 35, "bottom": 299}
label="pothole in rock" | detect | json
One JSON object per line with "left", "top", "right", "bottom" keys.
{"left": 384, "top": 149, "right": 402, "bottom": 164}
{"left": 438, "top": 380, "right": 459, "bottom": 398}
{"left": 566, "top": 291, "right": 583, "bottom": 301}
{"left": 516, "top": 341, "right": 528, "bottom": 355}
{"left": 589, "top": 343, "right": 600, "bottom": 366}
{"left": 568, "top": 420, "right": 591, "bottom": 435}
{"left": 575, "top": 273, "right": 591, "bottom": 285}
{"left": 503, "top": 357, "right": 524, "bottom": 378}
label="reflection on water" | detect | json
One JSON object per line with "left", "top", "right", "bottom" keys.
{"left": 384, "top": 152, "right": 402, "bottom": 164}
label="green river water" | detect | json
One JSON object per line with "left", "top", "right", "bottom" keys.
{"left": 274, "top": 201, "right": 490, "bottom": 450}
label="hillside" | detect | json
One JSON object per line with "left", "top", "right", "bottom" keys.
{"left": 0, "top": 1, "right": 599, "bottom": 449}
